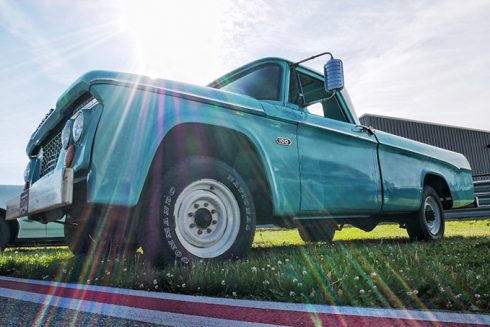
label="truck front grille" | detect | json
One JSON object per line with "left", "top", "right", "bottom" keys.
{"left": 39, "top": 131, "right": 62, "bottom": 178}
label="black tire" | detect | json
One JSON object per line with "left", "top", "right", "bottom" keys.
{"left": 0, "top": 212, "right": 10, "bottom": 252}
{"left": 296, "top": 219, "right": 336, "bottom": 243}
{"left": 406, "top": 186, "right": 445, "bottom": 241}
{"left": 139, "top": 157, "right": 256, "bottom": 265}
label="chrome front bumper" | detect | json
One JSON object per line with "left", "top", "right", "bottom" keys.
{"left": 6, "top": 168, "right": 73, "bottom": 220}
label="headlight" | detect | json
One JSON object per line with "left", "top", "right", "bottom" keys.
{"left": 24, "top": 162, "right": 31, "bottom": 183}
{"left": 72, "top": 112, "right": 84, "bottom": 143}
{"left": 61, "top": 120, "right": 72, "bottom": 149}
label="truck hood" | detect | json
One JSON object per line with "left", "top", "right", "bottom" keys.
{"left": 27, "top": 71, "right": 265, "bottom": 155}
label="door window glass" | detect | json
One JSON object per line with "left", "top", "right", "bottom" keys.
{"left": 289, "top": 70, "right": 349, "bottom": 123}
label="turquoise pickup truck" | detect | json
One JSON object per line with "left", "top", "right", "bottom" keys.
{"left": 6, "top": 53, "right": 476, "bottom": 264}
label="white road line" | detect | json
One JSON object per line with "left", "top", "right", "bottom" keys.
{"left": 1, "top": 276, "right": 489, "bottom": 325}
{"left": 0, "top": 287, "right": 280, "bottom": 327}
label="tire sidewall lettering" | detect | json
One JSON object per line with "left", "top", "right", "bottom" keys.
{"left": 226, "top": 174, "right": 252, "bottom": 231}
{"left": 160, "top": 184, "right": 190, "bottom": 263}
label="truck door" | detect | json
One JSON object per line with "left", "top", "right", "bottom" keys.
{"left": 290, "top": 70, "right": 382, "bottom": 215}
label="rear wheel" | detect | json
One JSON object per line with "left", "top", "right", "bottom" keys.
{"left": 139, "top": 157, "right": 256, "bottom": 265}
{"left": 406, "top": 186, "right": 445, "bottom": 241}
{"left": 296, "top": 219, "right": 336, "bottom": 243}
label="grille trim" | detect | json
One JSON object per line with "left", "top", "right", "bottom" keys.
{"left": 34, "top": 96, "right": 97, "bottom": 180}
{"left": 39, "top": 130, "right": 62, "bottom": 178}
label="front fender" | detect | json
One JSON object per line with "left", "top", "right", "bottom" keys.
{"left": 86, "top": 83, "right": 300, "bottom": 215}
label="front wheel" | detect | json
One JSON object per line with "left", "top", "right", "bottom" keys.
{"left": 406, "top": 186, "right": 445, "bottom": 241}
{"left": 140, "top": 157, "right": 256, "bottom": 265}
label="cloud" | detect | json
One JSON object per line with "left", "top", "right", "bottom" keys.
{"left": 342, "top": 0, "right": 490, "bottom": 129}
{"left": 220, "top": 0, "right": 490, "bottom": 130}
{"left": 0, "top": 0, "right": 489, "bottom": 184}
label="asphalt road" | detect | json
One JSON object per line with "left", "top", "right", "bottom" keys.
{"left": 1, "top": 276, "right": 488, "bottom": 327}
{"left": 0, "top": 297, "right": 165, "bottom": 327}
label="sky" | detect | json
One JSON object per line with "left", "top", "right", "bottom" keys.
{"left": 0, "top": 0, "right": 489, "bottom": 184}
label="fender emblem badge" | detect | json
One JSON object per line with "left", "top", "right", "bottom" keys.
{"left": 276, "top": 137, "right": 292, "bottom": 146}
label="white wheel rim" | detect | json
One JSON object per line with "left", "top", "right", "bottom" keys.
{"left": 424, "top": 195, "right": 441, "bottom": 235}
{"left": 173, "top": 178, "right": 240, "bottom": 258}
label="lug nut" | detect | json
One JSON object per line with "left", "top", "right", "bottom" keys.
{"left": 197, "top": 230, "right": 203, "bottom": 235}
{"left": 212, "top": 220, "right": 217, "bottom": 225}
{"left": 194, "top": 203, "right": 199, "bottom": 209}
{"left": 204, "top": 202, "right": 209, "bottom": 207}
{"left": 189, "top": 223, "right": 195, "bottom": 228}
{"left": 188, "top": 213, "right": 194, "bottom": 217}
{"left": 206, "top": 228, "right": 212, "bottom": 233}
{"left": 211, "top": 209, "right": 216, "bottom": 214}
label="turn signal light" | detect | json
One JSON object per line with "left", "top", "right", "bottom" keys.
{"left": 65, "top": 144, "right": 75, "bottom": 167}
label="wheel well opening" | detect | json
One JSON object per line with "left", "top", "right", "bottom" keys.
{"left": 151, "top": 123, "right": 274, "bottom": 225}
{"left": 424, "top": 174, "right": 452, "bottom": 209}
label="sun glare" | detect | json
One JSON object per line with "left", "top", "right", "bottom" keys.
{"left": 117, "top": 0, "right": 233, "bottom": 83}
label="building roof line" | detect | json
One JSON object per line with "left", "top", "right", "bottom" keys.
{"left": 360, "top": 114, "right": 490, "bottom": 135}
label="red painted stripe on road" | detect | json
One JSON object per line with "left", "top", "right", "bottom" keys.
{"left": 0, "top": 278, "right": 479, "bottom": 326}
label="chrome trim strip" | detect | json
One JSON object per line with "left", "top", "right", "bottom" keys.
{"left": 89, "top": 78, "right": 266, "bottom": 117}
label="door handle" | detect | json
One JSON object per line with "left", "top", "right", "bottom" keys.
{"left": 353, "top": 125, "right": 375, "bottom": 135}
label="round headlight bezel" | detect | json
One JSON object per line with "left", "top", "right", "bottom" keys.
{"left": 61, "top": 120, "right": 72, "bottom": 149}
{"left": 72, "top": 112, "right": 85, "bottom": 143}
{"left": 24, "top": 162, "right": 31, "bottom": 183}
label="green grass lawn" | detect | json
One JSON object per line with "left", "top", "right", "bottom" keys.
{"left": 253, "top": 218, "right": 490, "bottom": 247}
{"left": 1, "top": 219, "right": 489, "bottom": 313}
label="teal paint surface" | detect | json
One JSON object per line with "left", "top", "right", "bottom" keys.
{"left": 87, "top": 81, "right": 300, "bottom": 214}
{"left": 375, "top": 130, "right": 474, "bottom": 211}
{"left": 24, "top": 58, "right": 475, "bottom": 219}
{"left": 298, "top": 114, "right": 382, "bottom": 214}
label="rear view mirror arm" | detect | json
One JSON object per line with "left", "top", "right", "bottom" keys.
{"left": 289, "top": 52, "right": 334, "bottom": 68}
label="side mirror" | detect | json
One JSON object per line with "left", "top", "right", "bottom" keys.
{"left": 324, "top": 58, "right": 344, "bottom": 92}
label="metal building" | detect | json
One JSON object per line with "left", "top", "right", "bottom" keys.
{"left": 359, "top": 114, "right": 490, "bottom": 218}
